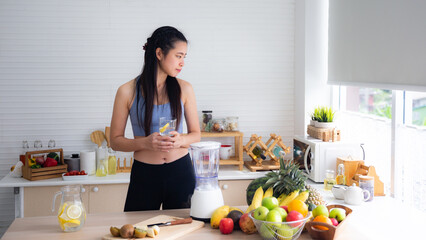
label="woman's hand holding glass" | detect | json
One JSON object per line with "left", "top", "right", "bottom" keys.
{"left": 168, "top": 131, "right": 184, "bottom": 149}
{"left": 144, "top": 132, "right": 173, "bottom": 152}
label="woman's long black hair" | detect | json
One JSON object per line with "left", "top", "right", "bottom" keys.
{"left": 135, "top": 26, "right": 186, "bottom": 136}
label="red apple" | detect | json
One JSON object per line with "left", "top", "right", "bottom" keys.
{"left": 330, "top": 218, "right": 339, "bottom": 226}
{"left": 286, "top": 210, "right": 304, "bottom": 228}
{"left": 239, "top": 213, "right": 257, "bottom": 234}
{"left": 219, "top": 218, "right": 234, "bottom": 234}
{"left": 280, "top": 205, "right": 288, "bottom": 213}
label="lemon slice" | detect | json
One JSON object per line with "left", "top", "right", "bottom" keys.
{"left": 63, "top": 219, "right": 81, "bottom": 228}
{"left": 160, "top": 123, "right": 169, "bottom": 133}
{"left": 66, "top": 204, "right": 82, "bottom": 219}
{"left": 59, "top": 202, "right": 68, "bottom": 216}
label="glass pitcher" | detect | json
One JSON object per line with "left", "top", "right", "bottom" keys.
{"left": 52, "top": 185, "right": 86, "bottom": 232}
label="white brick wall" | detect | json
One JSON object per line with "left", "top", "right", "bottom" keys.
{"left": 0, "top": 0, "right": 295, "bottom": 236}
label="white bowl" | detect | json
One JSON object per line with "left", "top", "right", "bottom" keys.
{"left": 314, "top": 122, "right": 335, "bottom": 128}
{"left": 332, "top": 185, "right": 347, "bottom": 200}
{"left": 62, "top": 173, "right": 88, "bottom": 181}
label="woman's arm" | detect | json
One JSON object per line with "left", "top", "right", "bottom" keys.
{"left": 170, "top": 80, "right": 201, "bottom": 148}
{"left": 110, "top": 81, "right": 173, "bottom": 152}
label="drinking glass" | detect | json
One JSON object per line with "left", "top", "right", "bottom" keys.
{"left": 48, "top": 139, "right": 56, "bottom": 148}
{"left": 159, "top": 117, "right": 176, "bottom": 136}
{"left": 34, "top": 140, "right": 42, "bottom": 149}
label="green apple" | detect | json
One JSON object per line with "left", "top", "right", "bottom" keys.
{"left": 266, "top": 209, "right": 282, "bottom": 228}
{"left": 262, "top": 196, "right": 279, "bottom": 210}
{"left": 253, "top": 206, "right": 269, "bottom": 221}
{"left": 272, "top": 207, "right": 287, "bottom": 221}
{"left": 275, "top": 224, "right": 293, "bottom": 240}
{"left": 329, "top": 208, "right": 346, "bottom": 222}
{"left": 259, "top": 223, "right": 275, "bottom": 239}
{"left": 312, "top": 205, "right": 329, "bottom": 218}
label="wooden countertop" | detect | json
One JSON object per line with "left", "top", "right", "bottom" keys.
{"left": 3, "top": 197, "right": 426, "bottom": 240}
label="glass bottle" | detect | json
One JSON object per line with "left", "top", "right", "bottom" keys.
{"left": 107, "top": 148, "right": 117, "bottom": 175}
{"left": 96, "top": 147, "right": 108, "bottom": 177}
{"left": 336, "top": 163, "right": 347, "bottom": 185}
{"left": 324, "top": 169, "right": 336, "bottom": 190}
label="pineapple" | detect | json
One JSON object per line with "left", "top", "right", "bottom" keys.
{"left": 306, "top": 185, "right": 325, "bottom": 206}
{"left": 263, "top": 159, "right": 307, "bottom": 198}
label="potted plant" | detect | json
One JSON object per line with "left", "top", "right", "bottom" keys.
{"left": 315, "top": 106, "right": 335, "bottom": 128}
{"left": 310, "top": 107, "right": 321, "bottom": 126}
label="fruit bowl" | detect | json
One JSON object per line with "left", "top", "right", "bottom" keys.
{"left": 249, "top": 210, "right": 312, "bottom": 240}
{"left": 305, "top": 205, "right": 352, "bottom": 240}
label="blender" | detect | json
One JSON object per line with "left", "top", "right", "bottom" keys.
{"left": 190, "top": 141, "right": 224, "bottom": 221}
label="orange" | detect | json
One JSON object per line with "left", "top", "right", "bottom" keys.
{"left": 287, "top": 199, "right": 309, "bottom": 217}
{"left": 312, "top": 215, "right": 333, "bottom": 230}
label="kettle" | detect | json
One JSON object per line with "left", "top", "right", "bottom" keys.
{"left": 344, "top": 183, "right": 370, "bottom": 205}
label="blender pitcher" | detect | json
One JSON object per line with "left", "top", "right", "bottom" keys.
{"left": 189, "top": 141, "right": 224, "bottom": 221}
{"left": 52, "top": 185, "right": 86, "bottom": 232}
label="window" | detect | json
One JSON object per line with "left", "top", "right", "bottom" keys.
{"left": 337, "top": 86, "right": 426, "bottom": 213}
{"left": 405, "top": 91, "right": 426, "bottom": 127}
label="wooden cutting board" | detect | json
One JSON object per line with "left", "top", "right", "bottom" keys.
{"left": 102, "top": 215, "right": 204, "bottom": 240}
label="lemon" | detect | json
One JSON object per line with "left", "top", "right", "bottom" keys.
{"left": 63, "top": 219, "right": 81, "bottom": 228}
{"left": 66, "top": 204, "right": 82, "bottom": 219}
{"left": 159, "top": 123, "right": 169, "bottom": 133}
{"left": 59, "top": 202, "right": 68, "bottom": 216}
{"left": 58, "top": 216, "right": 66, "bottom": 230}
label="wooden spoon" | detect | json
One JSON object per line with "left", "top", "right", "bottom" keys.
{"left": 90, "top": 130, "right": 105, "bottom": 148}
{"left": 105, "top": 127, "right": 111, "bottom": 148}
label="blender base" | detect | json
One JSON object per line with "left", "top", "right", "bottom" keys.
{"left": 190, "top": 216, "right": 211, "bottom": 223}
{"left": 190, "top": 188, "right": 224, "bottom": 221}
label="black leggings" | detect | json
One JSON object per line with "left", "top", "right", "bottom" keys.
{"left": 124, "top": 153, "right": 196, "bottom": 211}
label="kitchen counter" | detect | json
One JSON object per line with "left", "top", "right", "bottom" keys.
{"left": 0, "top": 165, "right": 267, "bottom": 218}
{"left": 3, "top": 193, "right": 425, "bottom": 240}
{"left": 0, "top": 165, "right": 267, "bottom": 187}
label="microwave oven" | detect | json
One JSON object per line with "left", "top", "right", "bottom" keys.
{"left": 293, "top": 135, "right": 364, "bottom": 182}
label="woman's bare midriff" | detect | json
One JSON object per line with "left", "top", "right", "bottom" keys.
{"left": 133, "top": 136, "right": 189, "bottom": 164}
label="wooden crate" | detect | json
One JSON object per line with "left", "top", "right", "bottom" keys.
{"left": 307, "top": 125, "right": 340, "bottom": 142}
{"left": 22, "top": 148, "right": 67, "bottom": 181}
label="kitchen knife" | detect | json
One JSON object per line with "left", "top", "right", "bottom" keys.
{"left": 147, "top": 217, "right": 192, "bottom": 227}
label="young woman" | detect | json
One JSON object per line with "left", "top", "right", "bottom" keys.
{"left": 110, "top": 26, "right": 201, "bottom": 211}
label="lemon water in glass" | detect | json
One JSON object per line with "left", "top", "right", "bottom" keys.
{"left": 159, "top": 117, "right": 176, "bottom": 136}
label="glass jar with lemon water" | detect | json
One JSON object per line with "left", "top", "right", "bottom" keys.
{"left": 107, "top": 148, "right": 117, "bottom": 175}
{"left": 52, "top": 185, "right": 86, "bottom": 232}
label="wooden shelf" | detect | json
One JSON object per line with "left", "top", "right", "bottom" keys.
{"left": 200, "top": 131, "right": 243, "bottom": 137}
{"left": 201, "top": 131, "right": 244, "bottom": 170}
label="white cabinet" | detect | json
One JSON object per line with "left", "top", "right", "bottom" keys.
{"left": 219, "top": 180, "right": 251, "bottom": 206}
{"left": 23, "top": 184, "right": 128, "bottom": 217}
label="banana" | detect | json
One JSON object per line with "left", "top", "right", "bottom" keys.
{"left": 245, "top": 204, "right": 256, "bottom": 213}
{"left": 263, "top": 187, "right": 273, "bottom": 199}
{"left": 251, "top": 186, "right": 264, "bottom": 209}
{"left": 210, "top": 205, "right": 230, "bottom": 228}
{"left": 277, "top": 193, "right": 287, "bottom": 203}
{"left": 279, "top": 190, "right": 300, "bottom": 206}
{"left": 293, "top": 190, "right": 309, "bottom": 203}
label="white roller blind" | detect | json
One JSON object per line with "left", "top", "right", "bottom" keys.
{"left": 328, "top": 0, "right": 426, "bottom": 91}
